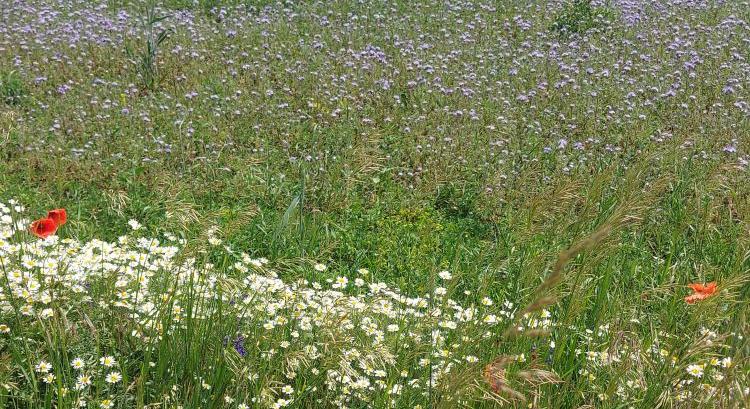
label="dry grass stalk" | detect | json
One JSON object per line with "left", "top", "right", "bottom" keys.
{"left": 517, "top": 368, "right": 562, "bottom": 386}
{"left": 484, "top": 160, "right": 677, "bottom": 404}
{"left": 482, "top": 356, "right": 526, "bottom": 403}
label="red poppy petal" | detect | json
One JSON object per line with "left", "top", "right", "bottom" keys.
{"left": 47, "top": 209, "right": 67, "bottom": 226}
{"left": 688, "top": 283, "right": 705, "bottom": 292}
{"left": 30, "top": 218, "right": 58, "bottom": 239}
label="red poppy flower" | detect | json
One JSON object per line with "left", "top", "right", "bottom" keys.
{"left": 30, "top": 218, "right": 58, "bottom": 239}
{"left": 47, "top": 208, "right": 67, "bottom": 226}
{"left": 685, "top": 282, "right": 717, "bottom": 304}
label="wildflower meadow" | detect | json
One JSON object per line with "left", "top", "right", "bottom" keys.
{"left": 0, "top": 0, "right": 748, "bottom": 408}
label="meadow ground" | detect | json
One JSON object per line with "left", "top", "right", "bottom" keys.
{"left": 0, "top": 0, "right": 749, "bottom": 408}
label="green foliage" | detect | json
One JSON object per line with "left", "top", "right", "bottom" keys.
{"left": 551, "top": 0, "right": 615, "bottom": 35}
{"left": 0, "top": 70, "right": 27, "bottom": 106}
{"left": 434, "top": 183, "right": 479, "bottom": 219}
{"left": 367, "top": 206, "right": 444, "bottom": 277}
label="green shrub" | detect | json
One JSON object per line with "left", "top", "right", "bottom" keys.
{"left": 0, "top": 70, "right": 27, "bottom": 105}
{"left": 434, "top": 184, "right": 479, "bottom": 219}
{"left": 551, "top": 0, "right": 615, "bottom": 35}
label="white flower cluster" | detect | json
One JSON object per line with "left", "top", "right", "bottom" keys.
{"left": 574, "top": 322, "right": 740, "bottom": 404}
{"left": 0, "top": 201, "right": 544, "bottom": 407}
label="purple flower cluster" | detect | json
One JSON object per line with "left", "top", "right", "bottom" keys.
{"left": 1, "top": 0, "right": 747, "bottom": 185}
